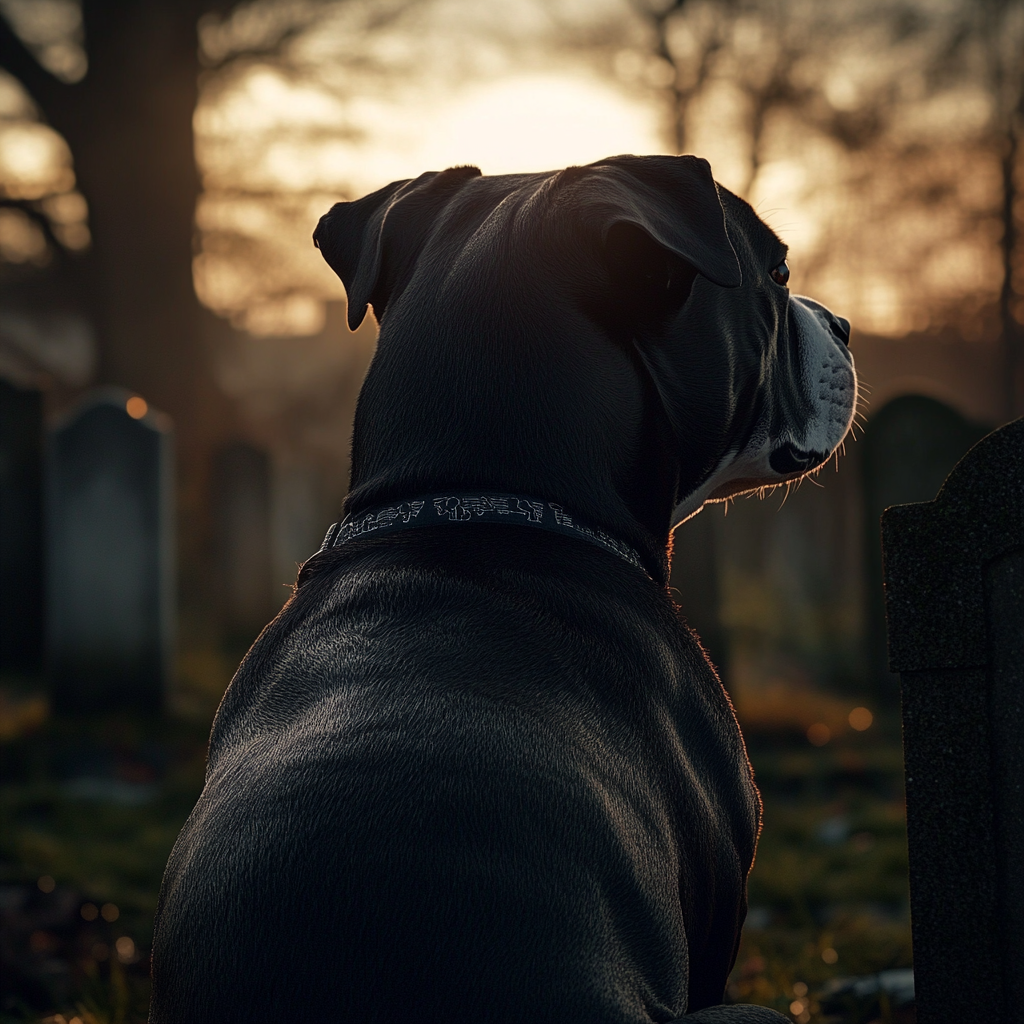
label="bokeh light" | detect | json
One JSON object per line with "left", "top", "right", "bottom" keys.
{"left": 0, "top": 121, "right": 74, "bottom": 198}
{"left": 0, "top": 0, "right": 87, "bottom": 82}
{"left": 807, "top": 723, "right": 831, "bottom": 747}
{"left": 0, "top": 207, "right": 48, "bottom": 263}
{"left": 0, "top": 68, "right": 92, "bottom": 261}
{"left": 849, "top": 707, "right": 874, "bottom": 731}
{"left": 126, "top": 396, "right": 149, "bottom": 419}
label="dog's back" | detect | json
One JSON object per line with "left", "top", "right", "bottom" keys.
{"left": 150, "top": 528, "right": 758, "bottom": 1023}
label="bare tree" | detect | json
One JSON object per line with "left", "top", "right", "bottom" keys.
{"left": 632, "top": 0, "right": 732, "bottom": 154}
{"left": 575, "top": 0, "right": 1022, "bottom": 420}
{"left": 192, "top": 0, "right": 424, "bottom": 337}
{"left": 0, "top": 0, "right": 365, "bottom": 624}
{"left": 965, "top": 0, "right": 1024, "bottom": 417}
{"left": 1, "top": 2, "right": 220, "bottom": 640}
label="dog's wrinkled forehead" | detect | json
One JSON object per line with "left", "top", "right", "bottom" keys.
{"left": 718, "top": 188, "right": 788, "bottom": 274}
{"left": 314, "top": 156, "right": 748, "bottom": 331}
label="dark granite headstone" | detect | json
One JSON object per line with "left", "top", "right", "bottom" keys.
{"left": 882, "top": 416, "right": 1023, "bottom": 1023}
{"left": 214, "top": 441, "right": 273, "bottom": 648}
{"left": 0, "top": 380, "right": 45, "bottom": 676}
{"left": 47, "top": 390, "right": 174, "bottom": 713}
{"left": 864, "top": 396, "right": 989, "bottom": 700}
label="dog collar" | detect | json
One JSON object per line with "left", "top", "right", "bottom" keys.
{"left": 319, "top": 492, "right": 650, "bottom": 578}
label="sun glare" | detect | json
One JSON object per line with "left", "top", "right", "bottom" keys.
{"left": 289, "top": 72, "right": 666, "bottom": 197}
{"left": 193, "top": 68, "right": 666, "bottom": 334}
{"left": 415, "top": 74, "right": 663, "bottom": 178}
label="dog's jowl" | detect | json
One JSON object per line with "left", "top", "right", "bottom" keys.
{"left": 150, "top": 156, "right": 855, "bottom": 1023}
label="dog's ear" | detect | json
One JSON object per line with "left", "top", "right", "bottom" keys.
{"left": 589, "top": 155, "right": 741, "bottom": 288}
{"left": 570, "top": 156, "right": 741, "bottom": 328}
{"left": 314, "top": 165, "right": 482, "bottom": 330}
{"left": 566, "top": 157, "right": 744, "bottom": 494}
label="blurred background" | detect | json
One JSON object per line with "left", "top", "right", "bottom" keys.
{"left": 0, "top": 0, "right": 1021, "bottom": 1021}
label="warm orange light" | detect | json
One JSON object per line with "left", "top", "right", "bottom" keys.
{"left": 80, "top": 902, "right": 98, "bottom": 921}
{"left": 190, "top": 66, "right": 664, "bottom": 335}
{"left": 100, "top": 902, "right": 119, "bottom": 922}
{"left": 807, "top": 722, "right": 831, "bottom": 746}
{"left": 37, "top": 874, "right": 55, "bottom": 893}
{"left": 126, "top": 396, "right": 148, "bottom": 419}
{"left": 822, "top": 947, "right": 839, "bottom": 964}
{"left": 849, "top": 707, "right": 873, "bottom": 731}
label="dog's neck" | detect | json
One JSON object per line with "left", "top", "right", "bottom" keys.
{"left": 344, "top": 326, "right": 684, "bottom": 584}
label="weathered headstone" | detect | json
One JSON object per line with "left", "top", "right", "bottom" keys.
{"left": 47, "top": 389, "right": 174, "bottom": 713}
{"left": 214, "top": 441, "right": 273, "bottom": 647}
{"left": 0, "top": 380, "right": 45, "bottom": 676}
{"left": 882, "top": 416, "right": 1023, "bottom": 1024}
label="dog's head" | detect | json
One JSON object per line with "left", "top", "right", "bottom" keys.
{"left": 315, "top": 155, "right": 856, "bottom": 576}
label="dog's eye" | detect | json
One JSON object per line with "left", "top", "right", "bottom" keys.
{"left": 770, "top": 260, "right": 790, "bottom": 286}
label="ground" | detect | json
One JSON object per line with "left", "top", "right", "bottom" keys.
{"left": 0, "top": 678, "right": 912, "bottom": 1024}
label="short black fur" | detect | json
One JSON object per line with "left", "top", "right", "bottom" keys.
{"left": 149, "top": 155, "right": 810, "bottom": 1024}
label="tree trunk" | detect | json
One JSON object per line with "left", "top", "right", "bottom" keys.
{"left": 1000, "top": 116, "right": 1023, "bottom": 420}
{"left": 1, "top": 0, "right": 236, "bottom": 618}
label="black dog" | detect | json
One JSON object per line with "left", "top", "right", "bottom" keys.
{"left": 150, "top": 155, "right": 855, "bottom": 1022}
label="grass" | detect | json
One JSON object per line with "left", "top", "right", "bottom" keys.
{"left": 730, "top": 726, "right": 913, "bottom": 1021}
{"left": 0, "top": 696, "right": 210, "bottom": 1024}
{"left": 0, "top": 685, "right": 911, "bottom": 1023}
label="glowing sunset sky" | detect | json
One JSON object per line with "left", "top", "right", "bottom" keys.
{"left": 0, "top": 0, "right": 1011, "bottom": 343}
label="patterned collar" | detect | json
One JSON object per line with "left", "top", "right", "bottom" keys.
{"left": 319, "top": 491, "right": 650, "bottom": 578}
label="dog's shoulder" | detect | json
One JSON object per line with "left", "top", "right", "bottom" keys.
{"left": 206, "top": 529, "right": 758, "bottom": 847}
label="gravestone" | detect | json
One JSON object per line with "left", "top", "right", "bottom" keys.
{"left": 0, "top": 380, "right": 45, "bottom": 676}
{"left": 882, "top": 416, "right": 1023, "bottom": 1024}
{"left": 214, "top": 441, "right": 273, "bottom": 649}
{"left": 864, "top": 395, "right": 989, "bottom": 701}
{"left": 47, "top": 390, "right": 174, "bottom": 713}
